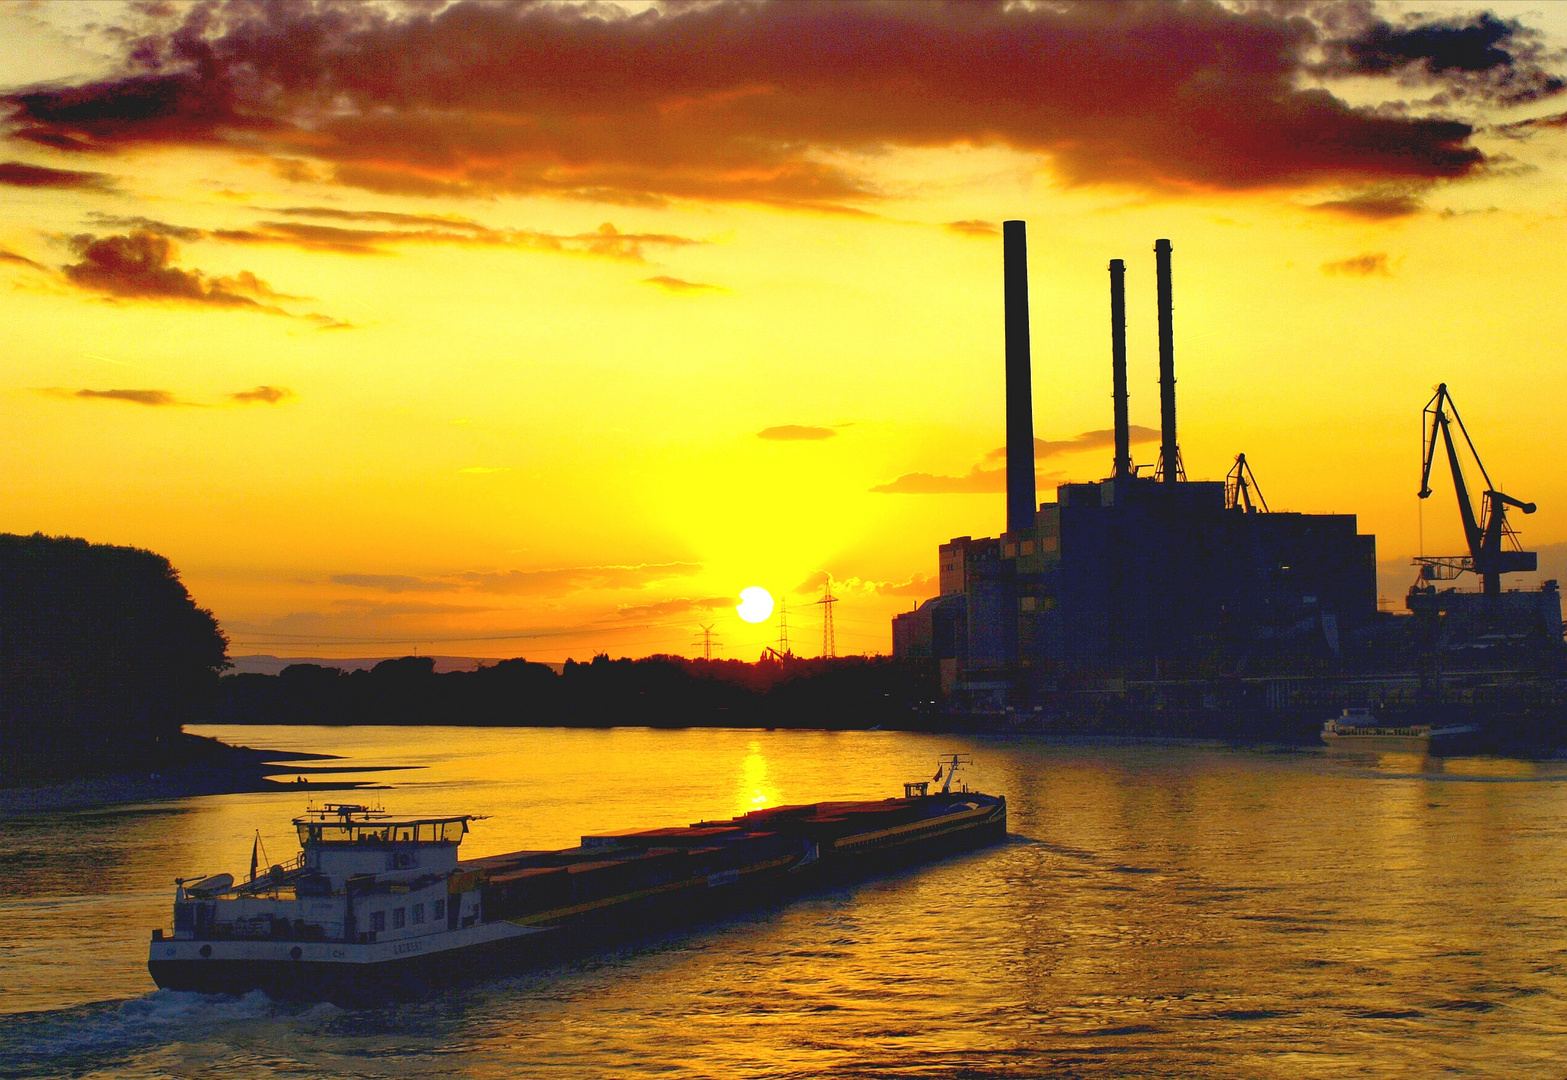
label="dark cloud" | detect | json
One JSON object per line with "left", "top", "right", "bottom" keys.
{"left": 643, "top": 275, "right": 725, "bottom": 293}
{"left": 0, "top": 160, "right": 115, "bottom": 191}
{"left": 1494, "top": 110, "right": 1567, "bottom": 139}
{"left": 230, "top": 385, "right": 295, "bottom": 403}
{"left": 616, "top": 597, "right": 730, "bottom": 619}
{"left": 86, "top": 212, "right": 205, "bottom": 241}
{"left": 1322, "top": 252, "right": 1392, "bottom": 278}
{"left": 0, "top": 1, "right": 1509, "bottom": 209}
{"left": 945, "top": 220, "right": 999, "bottom": 238}
{"left": 62, "top": 230, "right": 291, "bottom": 310}
{"left": 0, "top": 246, "right": 46, "bottom": 271}
{"left": 70, "top": 388, "right": 182, "bottom": 406}
{"left": 758, "top": 424, "right": 835, "bottom": 441}
{"left": 90, "top": 211, "right": 699, "bottom": 260}
{"left": 1309, "top": 190, "right": 1427, "bottom": 219}
{"left": 1314, "top": 9, "right": 1563, "bottom": 106}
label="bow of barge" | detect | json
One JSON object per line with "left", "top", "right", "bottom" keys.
{"left": 148, "top": 757, "right": 1005, "bottom": 999}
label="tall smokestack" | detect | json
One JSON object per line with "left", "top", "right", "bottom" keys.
{"left": 1004, "top": 220, "right": 1035, "bottom": 533}
{"left": 1155, "top": 238, "right": 1180, "bottom": 484}
{"left": 1109, "top": 258, "right": 1130, "bottom": 479}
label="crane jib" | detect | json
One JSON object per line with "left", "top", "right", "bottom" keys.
{"left": 1416, "top": 383, "right": 1537, "bottom": 596}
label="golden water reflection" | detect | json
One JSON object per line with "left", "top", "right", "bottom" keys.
{"left": 1355, "top": 751, "right": 1546, "bottom": 779}
{"left": 735, "top": 739, "right": 781, "bottom": 816}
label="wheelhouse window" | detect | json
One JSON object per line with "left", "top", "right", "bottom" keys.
{"left": 296, "top": 817, "right": 469, "bottom": 846}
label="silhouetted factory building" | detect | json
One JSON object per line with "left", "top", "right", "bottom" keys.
{"left": 894, "top": 225, "right": 1377, "bottom": 695}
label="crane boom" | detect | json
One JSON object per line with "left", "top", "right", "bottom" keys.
{"left": 1416, "top": 383, "right": 1536, "bottom": 595}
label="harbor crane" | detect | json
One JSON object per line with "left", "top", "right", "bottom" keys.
{"left": 1416, "top": 383, "right": 1537, "bottom": 595}
{"left": 1225, "top": 453, "right": 1269, "bottom": 514}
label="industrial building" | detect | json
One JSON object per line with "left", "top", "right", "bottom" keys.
{"left": 894, "top": 224, "right": 1381, "bottom": 698}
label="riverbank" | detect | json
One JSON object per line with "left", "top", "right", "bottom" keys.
{"left": 0, "top": 732, "right": 382, "bottom": 818}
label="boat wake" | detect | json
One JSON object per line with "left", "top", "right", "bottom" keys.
{"left": 0, "top": 990, "right": 340, "bottom": 1079}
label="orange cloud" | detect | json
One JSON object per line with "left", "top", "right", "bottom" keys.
{"left": 1322, "top": 253, "right": 1394, "bottom": 277}
{"left": 983, "top": 427, "right": 1161, "bottom": 463}
{"left": 63, "top": 231, "right": 289, "bottom": 311}
{"left": 0, "top": 246, "right": 46, "bottom": 271}
{"left": 945, "top": 220, "right": 999, "bottom": 238}
{"left": 642, "top": 275, "right": 726, "bottom": 294}
{"left": 1310, "top": 191, "right": 1427, "bottom": 219}
{"left": 330, "top": 562, "right": 704, "bottom": 598}
{"left": 229, "top": 385, "right": 295, "bottom": 404}
{"left": 616, "top": 597, "right": 730, "bottom": 619}
{"left": 66, "top": 388, "right": 183, "bottom": 406}
{"left": 758, "top": 425, "right": 834, "bottom": 441}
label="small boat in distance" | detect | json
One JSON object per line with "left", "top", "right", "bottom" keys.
{"left": 147, "top": 755, "right": 1006, "bottom": 1000}
{"left": 1320, "top": 707, "right": 1479, "bottom": 752}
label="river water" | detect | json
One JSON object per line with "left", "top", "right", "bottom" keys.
{"left": 5, "top": 725, "right": 1567, "bottom": 1079}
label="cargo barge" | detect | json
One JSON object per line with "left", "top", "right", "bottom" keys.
{"left": 148, "top": 757, "right": 1006, "bottom": 999}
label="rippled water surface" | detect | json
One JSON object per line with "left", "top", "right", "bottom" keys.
{"left": 6, "top": 725, "right": 1567, "bottom": 1079}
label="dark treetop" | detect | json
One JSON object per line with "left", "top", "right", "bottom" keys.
{"left": 0, "top": 532, "right": 228, "bottom": 777}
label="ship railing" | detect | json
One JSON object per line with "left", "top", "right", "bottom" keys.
{"left": 234, "top": 851, "right": 308, "bottom": 894}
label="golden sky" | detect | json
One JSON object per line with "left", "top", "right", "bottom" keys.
{"left": 2, "top": 0, "right": 1566, "bottom": 662}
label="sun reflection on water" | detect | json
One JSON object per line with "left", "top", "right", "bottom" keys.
{"left": 736, "top": 739, "right": 781, "bottom": 816}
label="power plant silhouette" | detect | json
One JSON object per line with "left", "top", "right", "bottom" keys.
{"left": 894, "top": 222, "right": 1561, "bottom": 707}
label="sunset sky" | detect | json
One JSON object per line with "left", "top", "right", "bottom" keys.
{"left": 2, "top": 0, "right": 1566, "bottom": 662}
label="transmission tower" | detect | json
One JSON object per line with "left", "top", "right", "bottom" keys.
{"left": 778, "top": 602, "right": 791, "bottom": 656}
{"left": 692, "top": 623, "right": 720, "bottom": 660}
{"left": 813, "top": 579, "right": 838, "bottom": 658}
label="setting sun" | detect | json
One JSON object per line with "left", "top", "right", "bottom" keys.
{"left": 736, "top": 586, "right": 775, "bottom": 624}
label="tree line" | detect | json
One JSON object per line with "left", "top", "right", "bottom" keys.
{"left": 217, "top": 653, "right": 939, "bottom": 729}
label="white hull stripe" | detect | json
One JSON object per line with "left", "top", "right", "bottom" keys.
{"left": 150, "top": 919, "right": 547, "bottom": 967}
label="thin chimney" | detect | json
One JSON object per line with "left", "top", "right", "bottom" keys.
{"left": 1109, "top": 258, "right": 1130, "bottom": 479}
{"left": 1004, "top": 221, "right": 1036, "bottom": 532}
{"left": 1155, "top": 238, "right": 1180, "bottom": 484}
